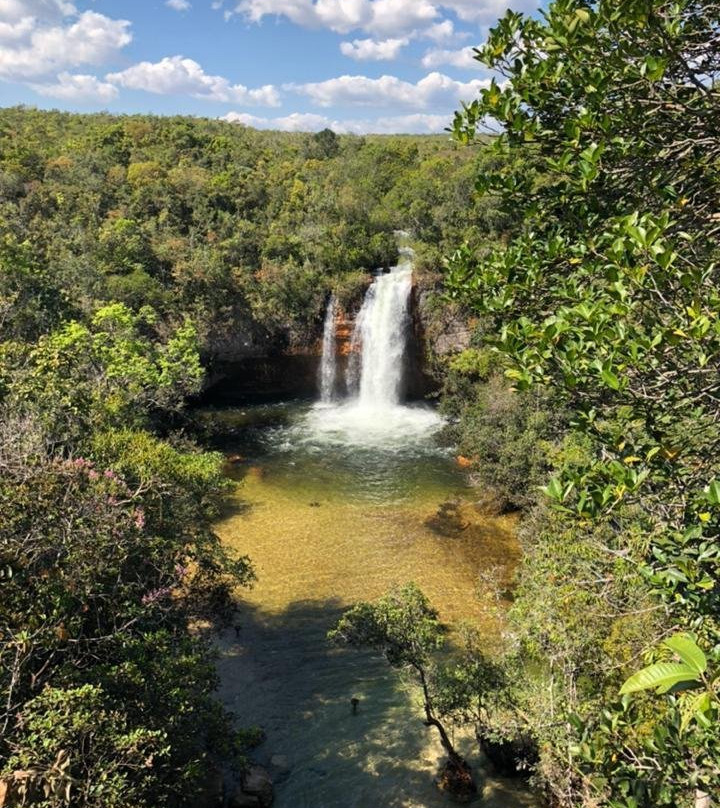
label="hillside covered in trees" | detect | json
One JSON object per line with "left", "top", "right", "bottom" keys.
{"left": 0, "top": 108, "right": 504, "bottom": 355}
{"left": 2, "top": 0, "right": 720, "bottom": 806}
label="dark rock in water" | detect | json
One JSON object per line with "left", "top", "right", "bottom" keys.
{"left": 228, "top": 791, "right": 262, "bottom": 808}
{"left": 270, "top": 755, "right": 290, "bottom": 783}
{"left": 309, "top": 501, "right": 321, "bottom": 507}
{"left": 240, "top": 765, "right": 274, "bottom": 807}
{"left": 425, "top": 500, "right": 470, "bottom": 537}
{"left": 434, "top": 759, "right": 478, "bottom": 804}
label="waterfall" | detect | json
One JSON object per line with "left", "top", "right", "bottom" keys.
{"left": 319, "top": 294, "right": 338, "bottom": 403}
{"left": 306, "top": 243, "right": 440, "bottom": 446}
{"left": 352, "top": 258, "right": 413, "bottom": 409}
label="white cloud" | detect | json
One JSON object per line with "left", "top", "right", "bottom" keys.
{"left": 166, "top": 0, "right": 191, "bottom": 9}
{"left": 340, "top": 36, "right": 407, "bottom": 61}
{"left": 422, "top": 46, "right": 481, "bottom": 70}
{"left": 441, "top": 0, "right": 538, "bottom": 22}
{"left": 0, "top": 0, "right": 76, "bottom": 23}
{"left": 223, "top": 111, "right": 334, "bottom": 131}
{"left": 230, "top": 0, "right": 438, "bottom": 36}
{"left": 289, "top": 70, "right": 489, "bottom": 109}
{"left": 107, "top": 55, "right": 280, "bottom": 106}
{"left": 30, "top": 70, "right": 118, "bottom": 102}
{"left": 0, "top": 16, "right": 33, "bottom": 42}
{"left": 227, "top": 0, "right": 538, "bottom": 35}
{"left": 424, "top": 19, "right": 456, "bottom": 42}
{"left": 222, "top": 110, "right": 450, "bottom": 133}
{"left": 223, "top": 109, "right": 451, "bottom": 134}
{"left": 0, "top": 9, "right": 131, "bottom": 80}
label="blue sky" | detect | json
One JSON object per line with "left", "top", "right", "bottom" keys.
{"left": 0, "top": 0, "right": 540, "bottom": 133}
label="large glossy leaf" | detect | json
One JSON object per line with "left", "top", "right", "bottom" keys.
{"left": 620, "top": 662, "right": 700, "bottom": 695}
{"left": 663, "top": 633, "right": 707, "bottom": 675}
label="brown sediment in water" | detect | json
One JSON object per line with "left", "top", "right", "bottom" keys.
{"left": 218, "top": 469, "right": 519, "bottom": 628}
{"left": 213, "top": 440, "right": 538, "bottom": 808}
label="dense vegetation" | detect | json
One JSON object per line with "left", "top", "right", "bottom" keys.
{"left": 0, "top": 301, "right": 255, "bottom": 806}
{"left": 3, "top": 0, "right": 720, "bottom": 805}
{"left": 0, "top": 107, "right": 503, "bottom": 355}
{"left": 434, "top": 0, "right": 720, "bottom": 805}
{"left": 0, "top": 109, "right": 508, "bottom": 805}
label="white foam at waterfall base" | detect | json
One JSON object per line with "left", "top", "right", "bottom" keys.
{"left": 301, "top": 401, "right": 443, "bottom": 452}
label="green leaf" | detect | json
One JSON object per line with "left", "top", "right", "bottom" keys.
{"left": 706, "top": 479, "right": 720, "bottom": 505}
{"left": 620, "top": 662, "right": 701, "bottom": 695}
{"left": 663, "top": 634, "right": 707, "bottom": 674}
{"left": 545, "top": 476, "right": 564, "bottom": 501}
{"left": 680, "top": 691, "right": 712, "bottom": 731}
{"left": 601, "top": 369, "right": 621, "bottom": 390}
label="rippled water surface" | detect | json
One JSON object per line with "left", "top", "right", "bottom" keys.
{"left": 206, "top": 401, "right": 538, "bottom": 808}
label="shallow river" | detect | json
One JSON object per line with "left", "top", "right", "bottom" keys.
{"left": 206, "top": 400, "right": 538, "bottom": 808}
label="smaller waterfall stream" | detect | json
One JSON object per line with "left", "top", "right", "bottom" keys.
{"left": 318, "top": 294, "right": 337, "bottom": 403}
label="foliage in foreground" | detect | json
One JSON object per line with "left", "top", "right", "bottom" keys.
{"left": 443, "top": 0, "right": 720, "bottom": 805}
{"left": 0, "top": 306, "right": 253, "bottom": 806}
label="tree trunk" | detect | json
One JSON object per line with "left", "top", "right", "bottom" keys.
{"left": 416, "top": 666, "right": 467, "bottom": 769}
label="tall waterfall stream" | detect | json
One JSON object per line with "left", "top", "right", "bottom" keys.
{"left": 205, "top": 250, "right": 538, "bottom": 807}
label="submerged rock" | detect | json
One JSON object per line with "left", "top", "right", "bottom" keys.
{"left": 425, "top": 500, "right": 470, "bottom": 537}
{"left": 228, "top": 791, "right": 262, "bottom": 808}
{"left": 270, "top": 755, "right": 289, "bottom": 771}
{"left": 435, "top": 759, "right": 479, "bottom": 804}
{"left": 240, "top": 765, "right": 273, "bottom": 807}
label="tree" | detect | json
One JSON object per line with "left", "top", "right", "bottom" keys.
{"left": 329, "top": 584, "right": 477, "bottom": 799}
{"left": 447, "top": 0, "right": 720, "bottom": 804}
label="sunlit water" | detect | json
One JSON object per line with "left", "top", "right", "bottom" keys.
{"left": 206, "top": 401, "right": 539, "bottom": 808}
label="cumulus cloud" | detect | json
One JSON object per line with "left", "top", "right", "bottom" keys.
{"left": 166, "top": 0, "right": 191, "bottom": 9}
{"left": 222, "top": 109, "right": 451, "bottom": 134}
{"left": 0, "top": 8, "right": 131, "bottom": 80}
{"left": 0, "top": 0, "right": 76, "bottom": 24}
{"left": 226, "top": 0, "right": 538, "bottom": 35}
{"left": 340, "top": 36, "right": 407, "bottom": 61}
{"left": 30, "top": 70, "right": 118, "bottom": 102}
{"left": 422, "top": 46, "right": 481, "bottom": 70}
{"left": 223, "top": 111, "right": 335, "bottom": 131}
{"left": 0, "top": 16, "right": 34, "bottom": 42}
{"left": 442, "top": 0, "right": 538, "bottom": 22}
{"left": 229, "top": 0, "right": 438, "bottom": 36}
{"left": 424, "top": 19, "right": 463, "bottom": 42}
{"left": 107, "top": 55, "right": 280, "bottom": 106}
{"left": 289, "top": 71, "right": 488, "bottom": 109}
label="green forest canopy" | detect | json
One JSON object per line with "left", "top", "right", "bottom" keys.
{"left": 2, "top": 0, "right": 720, "bottom": 805}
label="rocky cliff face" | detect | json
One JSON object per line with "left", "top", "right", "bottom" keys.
{"left": 414, "top": 288, "right": 473, "bottom": 357}
{"left": 200, "top": 275, "right": 470, "bottom": 402}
